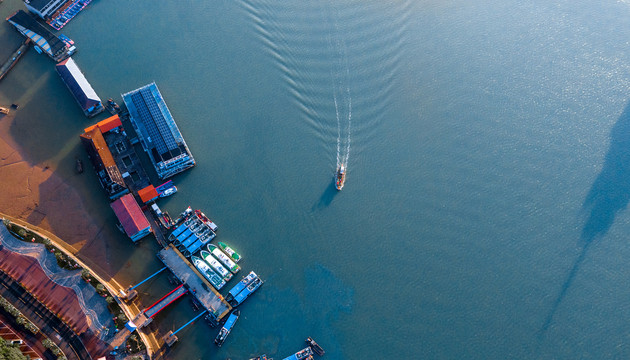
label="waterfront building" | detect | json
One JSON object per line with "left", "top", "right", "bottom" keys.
{"left": 122, "top": 83, "right": 195, "bottom": 179}
{"left": 23, "top": 0, "right": 66, "bottom": 19}
{"left": 80, "top": 120, "right": 129, "bottom": 200}
{"left": 138, "top": 185, "right": 159, "bottom": 204}
{"left": 6, "top": 10, "right": 75, "bottom": 62}
{"left": 110, "top": 193, "right": 152, "bottom": 242}
{"left": 56, "top": 57, "right": 104, "bottom": 117}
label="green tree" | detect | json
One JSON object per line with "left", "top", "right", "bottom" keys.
{"left": 0, "top": 336, "right": 29, "bottom": 360}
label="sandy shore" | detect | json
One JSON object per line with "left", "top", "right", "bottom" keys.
{"left": 0, "top": 113, "right": 115, "bottom": 277}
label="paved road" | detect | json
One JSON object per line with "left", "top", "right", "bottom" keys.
{"left": 0, "top": 271, "right": 92, "bottom": 360}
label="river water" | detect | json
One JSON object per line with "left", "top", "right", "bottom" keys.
{"left": 3, "top": 0, "right": 630, "bottom": 358}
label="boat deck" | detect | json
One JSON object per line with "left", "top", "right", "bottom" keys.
{"left": 157, "top": 245, "right": 231, "bottom": 320}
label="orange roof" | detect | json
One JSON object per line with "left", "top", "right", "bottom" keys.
{"left": 84, "top": 115, "right": 122, "bottom": 134}
{"left": 138, "top": 185, "right": 158, "bottom": 203}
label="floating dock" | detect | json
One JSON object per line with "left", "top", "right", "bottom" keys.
{"left": 157, "top": 244, "right": 231, "bottom": 321}
{"left": 0, "top": 39, "right": 29, "bottom": 82}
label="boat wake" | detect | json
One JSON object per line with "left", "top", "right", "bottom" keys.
{"left": 240, "top": 0, "right": 412, "bottom": 181}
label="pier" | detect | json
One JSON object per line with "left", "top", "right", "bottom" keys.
{"left": 157, "top": 244, "right": 231, "bottom": 322}
{"left": 0, "top": 39, "right": 29, "bottom": 82}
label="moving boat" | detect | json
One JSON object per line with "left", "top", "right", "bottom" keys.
{"left": 200, "top": 250, "right": 233, "bottom": 281}
{"left": 335, "top": 164, "right": 346, "bottom": 190}
{"left": 208, "top": 244, "right": 240, "bottom": 274}
{"left": 214, "top": 309, "right": 240, "bottom": 347}
{"left": 191, "top": 256, "right": 226, "bottom": 290}
{"left": 218, "top": 241, "right": 241, "bottom": 263}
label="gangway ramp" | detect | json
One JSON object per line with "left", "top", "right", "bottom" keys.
{"left": 143, "top": 284, "right": 188, "bottom": 319}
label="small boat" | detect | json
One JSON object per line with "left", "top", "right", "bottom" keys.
{"left": 195, "top": 209, "right": 218, "bottom": 232}
{"left": 0, "top": 107, "right": 9, "bottom": 115}
{"left": 226, "top": 271, "right": 258, "bottom": 303}
{"left": 75, "top": 157, "right": 83, "bottom": 173}
{"left": 282, "top": 346, "right": 313, "bottom": 360}
{"left": 218, "top": 241, "right": 241, "bottom": 263}
{"left": 208, "top": 244, "right": 240, "bottom": 274}
{"left": 229, "top": 274, "right": 263, "bottom": 307}
{"left": 214, "top": 309, "right": 240, "bottom": 347}
{"left": 105, "top": 98, "right": 121, "bottom": 115}
{"left": 335, "top": 164, "right": 346, "bottom": 190}
{"left": 249, "top": 355, "right": 272, "bottom": 360}
{"left": 33, "top": 45, "right": 42, "bottom": 54}
{"left": 305, "top": 337, "right": 325, "bottom": 356}
{"left": 159, "top": 186, "right": 177, "bottom": 198}
{"left": 191, "top": 256, "right": 226, "bottom": 290}
{"left": 200, "top": 250, "right": 233, "bottom": 281}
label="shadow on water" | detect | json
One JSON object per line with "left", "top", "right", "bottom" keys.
{"left": 313, "top": 179, "right": 339, "bottom": 210}
{"left": 539, "top": 100, "right": 630, "bottom": 339}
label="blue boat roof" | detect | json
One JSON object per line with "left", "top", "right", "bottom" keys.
{"left": 170, "top": 223, "right": 187, "bottom": 238}
{"left": 228, "top": 277, "right": 252, "bottom": 298}
{"left": 186, "top": 239, "right": 204, "bottom": 254}
{"left": 177, "top": 228, "right": 193, "bottom": 241}
{"left": 223, "top": 312, "right": 239, "bottom": 331}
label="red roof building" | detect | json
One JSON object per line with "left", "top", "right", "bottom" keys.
{"left": 110, "top": 193, "right": 152, "bottom": 242}
{"left": 138, "top": 185, "right": 159, "bottom": 204}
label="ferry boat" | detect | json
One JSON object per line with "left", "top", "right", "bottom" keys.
{"left": 208, "top": 244, "right": 240, "bottom": 274}
{"left": 200, "top": 250, "right": 233, "bottom": 281}
{"left": 228, "top": 273, "right": 263, "bottom": 307}
{"left": 335, "top": 164, "right": 346, "bottom": 190}
{"left": 282, "top": 347, "right": 313, "bottom": 360}
{"left": 191, "top": 256, "right": 226, "bottom": 290}
{"left": 214, "top": 309, "right": 240, "bottom": 347}
{"left": 218, "top": 241, "right": 241, "bottom": 263}
{"left": 226, "top": 271, "right": 258, "bottom": 303}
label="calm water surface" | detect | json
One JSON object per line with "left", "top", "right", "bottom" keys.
{"left": 3, "top": 0, "right": 630, "bottom": 358}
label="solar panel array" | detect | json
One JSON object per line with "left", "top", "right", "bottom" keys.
{"left": 129, "top": 87, "right": 178, "bottom": 158}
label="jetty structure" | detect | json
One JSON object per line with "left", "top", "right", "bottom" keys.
{"left": 56, "top": 57, "right": 104, "bottom": 117}
{"left": 80, "top": 116, "right": 129, "bottom": 200}
{"left": 110, "top": 193, "right": 152, "bottom": 242}
{"left": 6, "top": 10, "right": 75, "bottom": 62}
{"left": 122, "top": 82, "right": 196, "bottom": 179}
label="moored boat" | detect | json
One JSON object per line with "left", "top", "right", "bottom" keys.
{"left": 282, "top": 346, "right": 313, "bottom": 360}
{"left": 218, "top": 241, "right": 241, "bottom": 263}
{"left": 191, "top": 256, "right": 226, "bottom": 290}
{"left": 229, "top": 274, "right": 263, "bottom": 307}
{"left": 200, "top": 250, "right": 232, "bottom": 281}
{"left": 105, "top": 98, "right": 121, "bottom": 114}
{"left": 214, "top": 309, "right": 240, "bottom": 347}
{"left": 335, "top": 164, "right": 346, "bottom": 190}
{"left": 195, "top": 209, "right": 218, "bottom": 232}
{"left": 159, "top": 186, "right": 177, "bottom": 198}
{"left": 208, "top": 244, "right": 240, "bottom": 274}
{"left": 226, "top": 271, "right": 258, "bottom": 303}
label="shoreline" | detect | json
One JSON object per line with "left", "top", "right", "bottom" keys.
{"left": 0, "top": 113, "right": 118, "bottom": 276}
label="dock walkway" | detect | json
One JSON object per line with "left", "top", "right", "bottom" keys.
{"left": 0, "top": 39, "right": 29, "bottom": 82}
{"left": 157, "top": 245, "right": 231, "bottom": 321}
